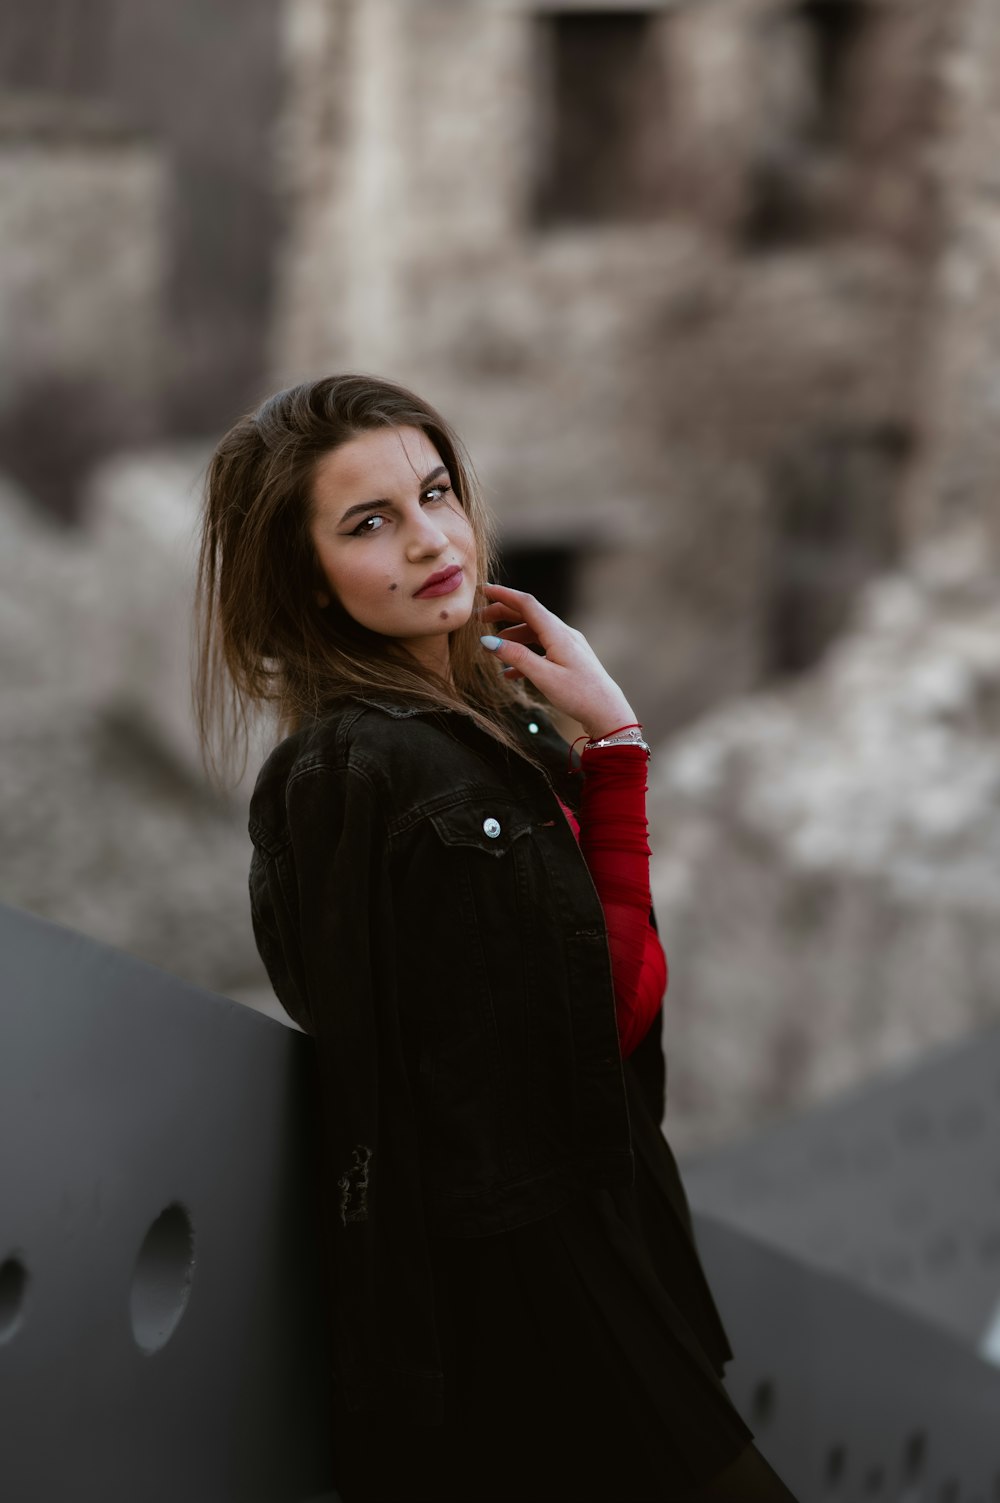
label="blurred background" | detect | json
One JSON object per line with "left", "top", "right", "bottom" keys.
{"left": 3, "top": 0, "right": 999, "bottom": 1158}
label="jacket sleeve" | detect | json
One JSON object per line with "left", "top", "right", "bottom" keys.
{"left": 285, "top": 760, "right": 446, "bottom": 1426}
{"left": 527, "top": 706, "right": 668, "bottom": 1121}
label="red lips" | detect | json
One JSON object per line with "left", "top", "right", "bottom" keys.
{"left": 414, "top": 564, "right": 462, "bottom": 597}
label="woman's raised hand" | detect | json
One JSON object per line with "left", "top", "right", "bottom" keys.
{"left": 478, "top": 582, "right": 638, "bottom": 742}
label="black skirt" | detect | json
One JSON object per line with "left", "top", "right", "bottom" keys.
{"left": 332, "top": 1057, "right": 756, "bottom": 1502}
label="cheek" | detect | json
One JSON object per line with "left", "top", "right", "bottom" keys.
{"left": 313, "top": 552, "right": 357, "bottom": 613}
{"left": 455, "top": 512, "right": 476, "bottom": 554}
{"left": 336, "top": 559, "right": 406, "bottom": 624}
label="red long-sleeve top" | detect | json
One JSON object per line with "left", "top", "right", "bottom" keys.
{"left": 555, "top": 743, "right": 667, "bottom": 1059}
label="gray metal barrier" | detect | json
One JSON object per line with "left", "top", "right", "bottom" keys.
{"left": 0, "top": 903, "right": 336, "bottom": 1503}
{"left": 683, "top": 1020, "right": 1000, "bottom": 1356}
{"left": 3, "top": 900, "right": 999, "bottom": 1501}
{"left": 694, "top": 1214, "right": 1000, "bottom": 1501}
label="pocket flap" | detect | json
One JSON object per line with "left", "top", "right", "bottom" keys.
{"left": 427, "top": 799, "right": 533, "bottom": 855}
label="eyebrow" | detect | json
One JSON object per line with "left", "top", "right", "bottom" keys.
{"left": 338, "top": 466, "right": 450, "bottom": 526}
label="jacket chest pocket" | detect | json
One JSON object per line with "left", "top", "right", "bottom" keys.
{"left": 416, "top": 803, "right": 539, "bottom": 1192}
{"left": 418, "top": 796, "right": 546, "bottom": 1034}
{"left": 413, "top": 796, "right": 568, "bottom": 1188}
{"left": 424, "top": 797, "right": 544, "bottom": 942}
{"left": 426, "top": 799, "right": 535, "bottom": 857}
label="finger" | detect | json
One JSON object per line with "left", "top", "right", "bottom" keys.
{"left": 480, "top": 582, "right": 564, "bottom": 641}
{"left": 476, "top": 600, "right": 524, "bottom": 623}
{"left": 494, "top": 624, "right": 540, "bottom": 646}
{"left": 479, "top": 633, "right": 556, "bottom": 691}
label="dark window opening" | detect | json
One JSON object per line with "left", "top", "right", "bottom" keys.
{"left": 742, "top": 0, "right": 870, "bottom": 251}
{"left": 0, "top": 373, "right": 154, "bottom": 525}
{"left": 495, "top": 543, "right": 578, "bottom": 628}
{"left": 741, "top": 164, "right": 814, "bottom": 251}
{"left": 800, "top": 0, "right": 868, "bottom": 144}
{"left": 0, "top": 0, "right": 286, "bottom": 448}
{"left": 532, "top": 11, "right": 668, "bottom": 227}
{"left": 763, "top": 426, "right": 910, "bottom": 678}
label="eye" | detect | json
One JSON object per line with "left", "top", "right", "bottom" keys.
{"left": 350, "top": 512, "right": 386, "bottom": 536}
{"left": 424, "top": 482, "right": 452, "bottom": 503}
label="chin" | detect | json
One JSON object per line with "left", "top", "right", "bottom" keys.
{"left": 452, "top": 597, "right": 477, "bottom": 628}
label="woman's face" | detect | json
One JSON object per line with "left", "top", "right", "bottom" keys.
{"left": 309, "top": 425, "right": 478, "bottom": 677}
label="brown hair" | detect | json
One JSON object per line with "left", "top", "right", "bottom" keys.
{"left": 193, "top": 371, "right": 549, "bottom": 786}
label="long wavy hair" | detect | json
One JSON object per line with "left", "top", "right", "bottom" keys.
{"left": 193, "top": 372, "right": 549, "bottom": 786}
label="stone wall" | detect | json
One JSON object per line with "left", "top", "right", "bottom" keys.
{"left": 0, "top": 102, "right": 166, "bottom": 516}
{"left": 649, "top": 525, "right": 1000, "bottom": 1156}
{"left": 271, "top": 0, "right": 951, "bottom": 741}
{"left": 646, "top": 0, "right": 1000, "bottom": 1156}
{"left": 6, "top": 0, "right": 1000, "bottom": 1076}
{"left": 901, "top": 0, "right": 1000, "bottom": 552}
{"left": 0, "top": 469, "right": 268, "bottom": 1000}
{"left": 0, "top": 0, "right": 287, "bottom": 516}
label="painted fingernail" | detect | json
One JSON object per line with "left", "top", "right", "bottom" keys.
{"left": 480, "top": 636, "right": 503, "bottom": 650}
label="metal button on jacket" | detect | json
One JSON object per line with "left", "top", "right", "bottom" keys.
{"left": 482, "top": 817, "right": 501, "bottom": 839}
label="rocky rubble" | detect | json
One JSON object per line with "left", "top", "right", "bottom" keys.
{"left": 0, "top": 467, "right": 271, "bottom": 1003}
{"left": 650, "top": 524, "right": 1000, "bottom": 1158}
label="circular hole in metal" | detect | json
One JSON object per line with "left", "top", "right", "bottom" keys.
{"left": 750, "top": 1377, "right": 776, "bottom": 1427}
{"left": 902, "top": 1429, "right": 927, "bottom": 1480}
{"left": 129, "top": 1202, "right": 195, "bottom": 1354}
{"left": 825, "top": 1443, "right": 847, "bottom": 1487}
{"left": 0, "top": 1256, "right": 29, "bottom": 1344}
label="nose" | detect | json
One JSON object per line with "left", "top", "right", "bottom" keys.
{"left": 404, "top": 506, "right": 450, "bottom": 558}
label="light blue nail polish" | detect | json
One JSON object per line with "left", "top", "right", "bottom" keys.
{"left": 480, "top": 636, "right": 503, "bottom": 650}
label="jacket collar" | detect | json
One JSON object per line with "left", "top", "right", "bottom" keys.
{"left": 350, "top": 693, "right": 431, "bottom": 719}
{"left": 347, "top": 692, "right": 542, "bottom": 757}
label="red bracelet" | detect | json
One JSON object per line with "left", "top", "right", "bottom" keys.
{"left": 593, "top": 721, "right": 643, "bottom": 740}
{"left": 567, "top": 722, "right": 644, "bottom": 775}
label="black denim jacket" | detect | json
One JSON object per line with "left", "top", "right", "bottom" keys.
{"left": 247, "top": 693, "right": 666, "bottom": 1426}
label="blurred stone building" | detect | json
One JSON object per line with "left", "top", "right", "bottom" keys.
{"left": 0, "top": 0, "right": 283, "bottom": 514}
{"left": 644, "top": 0, "right": 1000, "bottom": 1155}
{"left": 273, "top": 0, "right": 954, "bottom": 739}
{"left": 3, "top": 0, "right": 1000, "bottom": 1148}
{"left": 0, "top": 0, "right": 956, "bottom": 726}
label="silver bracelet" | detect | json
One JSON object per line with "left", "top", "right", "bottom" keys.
{"left": 584, "top": 727, "right": 650, "bottom": 753}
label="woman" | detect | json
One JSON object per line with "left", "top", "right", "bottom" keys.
{"left": 194, "top": 373, "right": 797, "bottom": 1502}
